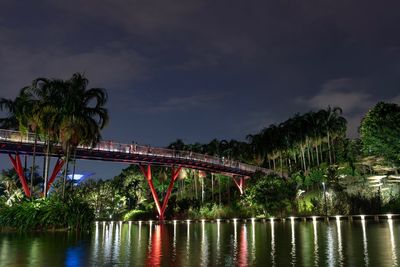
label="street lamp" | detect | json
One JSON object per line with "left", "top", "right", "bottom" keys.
{"left": 322, "top": 182, "right": 328, "bottom": 217}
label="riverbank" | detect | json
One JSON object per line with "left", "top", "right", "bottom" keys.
{"left": 98, "top": 213, "right": 400, "bottom": 225}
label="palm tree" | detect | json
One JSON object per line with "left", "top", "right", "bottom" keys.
{"left": 54, "top": 73, "right": 109, "bottom": 198}
{"left": 23, "top": 73, "right": 109, "bottom": 198}
{"left": 319, "top": 107, "right": 347, "bottom": 164}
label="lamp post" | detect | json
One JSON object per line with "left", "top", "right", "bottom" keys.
{"left": 322, "top": 182, "right": 328, "bottom": 217}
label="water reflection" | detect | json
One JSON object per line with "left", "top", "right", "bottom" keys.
{"left": 312, "top": 218, "right": 318, "bottom": 267}
{"left": 146, "top": 224, "right": 163, "bottom": 266}
{"left": 290, "top": 218, "right": 296, "bottom": 266}
{"left": 271, "top": 219, "right": 276, "bottom": 267}
{"left": 361, "top": 218, "right": 369, "bottom": 266}
{"left": 388, "top": 219, "right": 398, "bottom": 266}
{"left": 201, "top": 220, "right": 209, "bottom": 267}
{"left": 0, "top": 220, "right": 399, "bottom": 267}
{"left": 326, "top": 223, "right": 335, "bottom": 267}
{"left": 336, "top": 217, "right": 343, "bottom": 266}
{"left": 239, "top": 224, "right": 248, "bottom": 267}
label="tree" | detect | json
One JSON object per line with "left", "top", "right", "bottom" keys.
{"left": 244, "top": 173, "right": 296, "bottom": 217}
{"left": 360, "top": 102, "right": 400, "bottom": 165}
{"left": 23, "top": 73, "right": 109, "bottom": 198}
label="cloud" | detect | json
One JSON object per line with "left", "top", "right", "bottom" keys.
{"left": 297, "top": 78, "right": 400, "bottom": 138}
{"left": 141, "top": 93, "right": 224, "bottom": 113}
{"left": 296, "top": 78, "right": 374, "bottom": 114}
{"left": 0, "top": 40, "right": 147, "bottom": 98}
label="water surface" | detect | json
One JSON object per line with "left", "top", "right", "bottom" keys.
{"left": 0, "top": 219, "right": 399, "bottom": 266}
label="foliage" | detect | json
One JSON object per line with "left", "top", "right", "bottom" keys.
{"left": 360, "top": 102, "right": 400, "bottom": 165}
{"left": 243, "top": 173, "right": 297, "bottom": 217}
{"left": 383, "top": 197, "right": 400, "bottom": 213}
{"left": 0, "top": 196, "right": 94, "bottom": 231}
{"left": 123, "top": 209, "right": 153, "bottom": 221}
{"left": 188, "top": 203, "right": 251, "bottom": 219}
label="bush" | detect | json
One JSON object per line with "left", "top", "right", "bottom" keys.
{"left": 188, "top": 203, "right": 251, "bottom": 219}
{"left": 383, "top": 197, "right": 400, "bottom": 214}
{"left": 123, "top": 209, "right": 153, "bottom": 221}
{"left": 0, "top": 196, "right": 94, "bottom": 231}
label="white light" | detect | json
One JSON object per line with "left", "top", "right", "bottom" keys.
{"left": 336, "top": 215, "right": 340, "bottom": 221}
{"left": 251, "top": 217, "right": 256, "bottom": 223}
{"left": 173, "top": 220, "right": 177, "bottom": 225}
{"left": 360, "top": 215, "right": 365, "bottom": 220}
{"left": 216, "top": 219, "right": 221, "bottom": 223}
{"left": 290, "top": 216, "right": 295, "bottom": 222}
{"left": 138, "top": 220, "right": 142, "bottom": 225}
{"left": 387, "top": 214, "right": 392, "bottom": 219}
{"left": 312, "top": 216, "right": 317, "bottom": 222}
{"left": 202, "top": 219, "right": 205, "bottom": 224}
{"left": 186, "top": 219, "right": 190, "bottom": 224}
{"left": 233, "top": 218, "right": 238, "bottom": 223}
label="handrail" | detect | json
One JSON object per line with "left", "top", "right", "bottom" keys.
{"left": 0, "top": 128, "right": 269, "bottom": 174}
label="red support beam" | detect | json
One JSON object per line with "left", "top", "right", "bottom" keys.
{"left": 233, "top": 176, "right": 245, "bottom": 195}
{"left": 160, "top": 166, "right": 182, "bottom": 219}
{"left": 45, "top": 158, "right": 65, "bottom": 195}
{"left": 140, "top": 164, "right": 182, "bottom": 220}
{"left": 140, "top": 164, "right": 162, "bottom": 217}
{"left": 8, "top": 153, "right": 31, "bottom": 197}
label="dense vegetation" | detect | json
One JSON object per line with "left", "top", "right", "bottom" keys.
{"left": 1, "top": 73, "right": 400, "bottom": 226}
{"left": 0, "top": 73, "right": 108, "bottom": 230}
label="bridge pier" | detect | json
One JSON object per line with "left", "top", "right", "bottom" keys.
{"left": 8, "top": 153, "right": 31, "bottom": 197}
{"left": 140, "top": 164, "right": 182, "bottom": 220}
{"left": 44, "top": 158, "right": 64, "bottom": 197}
{"left": 233, "top": 176, "right": 246, "bottom": 195}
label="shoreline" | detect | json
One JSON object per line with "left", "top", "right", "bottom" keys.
{"left": 97, "top": 213, "right": 400, "bottom": 225}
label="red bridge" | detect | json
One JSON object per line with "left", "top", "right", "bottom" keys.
{"left": 0, "top": 129, "right": 274, "bottom": 219}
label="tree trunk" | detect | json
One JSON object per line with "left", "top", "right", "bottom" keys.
{"left": 62, "top": 144, "right": 70, "bottom": 199}
{"left": 30, "top": 132, "right": 37, "bottom": 198}
{"left": 218, "top": 176, "right": 221, "bottom": 205}
{"left": 211, "top": 173, "right": 214, "bottom": 202}
{"left": 194, "top": 171, "right": 198, "bottom": 200}
{"left": 327, "top": 131, "right": 332, "bottom": 164}
{"left": 301, "top": 147, "right": 307, "bottom": 172}
{"left": 43, "top": 136, "right": 51, "bottom": 198}
{"left": 315, "top": 145, "right": 320, "bottom": 166}
{"left": 201, "top": 176, "right": 205, "bottom": 203}
{"left": 272, "top": 158, "right": 276, "bottom": 171}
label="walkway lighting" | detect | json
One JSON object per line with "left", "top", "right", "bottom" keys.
{"left": 387, "top": 214, "right": 392, "bottom": 219}
{"left": 322, "top": 182, "right": 328, "bottom": 217}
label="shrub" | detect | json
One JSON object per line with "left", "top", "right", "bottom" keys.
{"left": 0, "top": 196, "right": 94, "bottom": 231}
{"left": 123, "top": 209, "right": 152, "bottom": 221}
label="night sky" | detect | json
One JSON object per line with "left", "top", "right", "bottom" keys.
{"left": 1, "top": 1, "right": 400, "bottom": 179}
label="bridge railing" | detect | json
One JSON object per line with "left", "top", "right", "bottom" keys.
{"left": 0, "top": 129, "right": 267, "bottom": 174}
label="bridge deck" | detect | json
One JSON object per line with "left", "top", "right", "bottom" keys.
{"left": 0, "top": 129, "right": 273, "bottom": 177}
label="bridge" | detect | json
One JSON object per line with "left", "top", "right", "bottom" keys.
{"left": 0, "top": 129, "right": 274, "bottom": 219}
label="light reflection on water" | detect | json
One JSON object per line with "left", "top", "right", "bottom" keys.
{"left": 388, "top": 219, "right": 398, "bottom": 266}
{"left": 361, "top": 218, "right": 369, "bottom": 266}
{"left": 0, "top": 220, "right": 399, "bottom": 267}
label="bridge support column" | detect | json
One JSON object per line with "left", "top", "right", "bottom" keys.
{"left": 233, "top": 176, "right": 246, "bottom": 195}
{"left": 140, "top": 164, "right": 181, "bottom": 220}
{"left": 44, "top": 158, "right": 64, "bottom": 196}
{"left": 8, "top": 153, "right": 31, "bottom": 197}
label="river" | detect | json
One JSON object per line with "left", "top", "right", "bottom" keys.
{"left": 0, "top": 218, "right": 398, "bottom": 266}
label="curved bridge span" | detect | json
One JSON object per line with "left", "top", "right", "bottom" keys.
{"left": 0, "top": 129, "right": 275, "bottom": 219}
{"left": 0, "top": 129, "right": 272, "bottom": 177}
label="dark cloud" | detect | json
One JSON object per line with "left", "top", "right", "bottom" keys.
{"left": 1, "top": 0, "right": 400, "bottom": 178}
